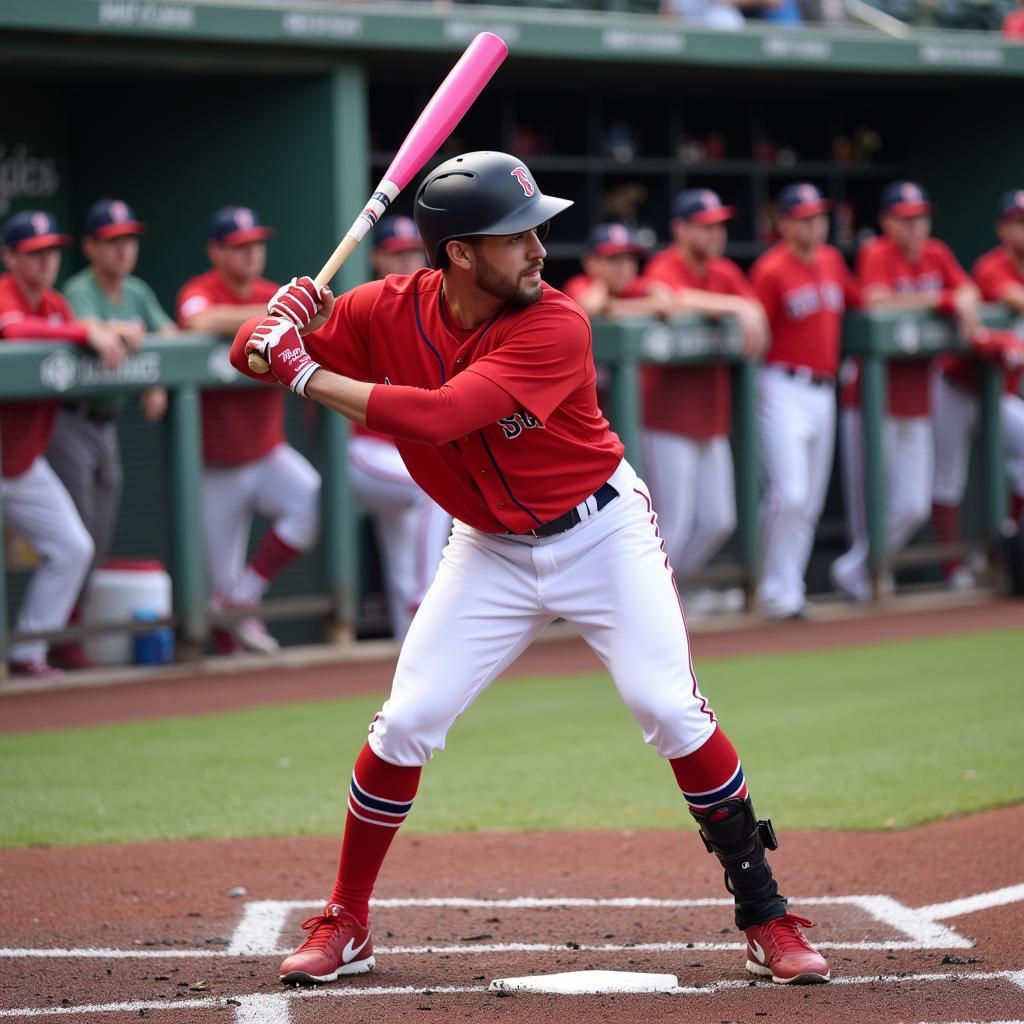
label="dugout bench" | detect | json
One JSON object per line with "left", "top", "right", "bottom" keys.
{"left": 0, "top": 312, "right": 1012, "bottom": 672}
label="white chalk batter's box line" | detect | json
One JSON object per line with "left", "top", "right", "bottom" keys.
{"left": 0, "top": 971, "right": 1022, "bottom": 1021}
{"left": 2, "top": 883, "right": 1023, "bottom": 963}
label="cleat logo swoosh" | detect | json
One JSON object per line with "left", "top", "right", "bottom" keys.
{"left": 342, "top": 936, "right": 370, "bottom": 963}
{"left": 750, "top": 938, "right": 766, "bottom": 964}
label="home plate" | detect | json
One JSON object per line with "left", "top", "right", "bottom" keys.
{"left": 489, "top": 970, "right": 679, "bottom": 995}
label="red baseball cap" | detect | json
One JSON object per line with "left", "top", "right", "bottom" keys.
{"left": 776, "top": 183, "right": 832, "bottom": 219}
{"left": 84, "top": 199, "right": 148, "bottom": 239}
{"left": 672, "top": 189, "right": 737, "bottom": 225}
{"left": 374, "top": 215, "right": 423, "bottom": 253}
{"left": 587, "top": 223, "right": 646, "bottom": 257}
{"left": 880, "top": 181, "right": 932, "bottom": 218}
{"left": 209, "top": 206, "right": 275, "bottom": 246}
{"left": 997, "top": 189, "right": 1024, "bottom": 222}
{"left": 3, "top": 210, "right": 73, "bottom": 252}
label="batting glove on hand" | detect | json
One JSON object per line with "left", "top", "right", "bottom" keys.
{"left": 245, "top": 317, "right": 321, "bottom": 397}
{"left": 267, "top": 276, "right": 322, "bottom": 329}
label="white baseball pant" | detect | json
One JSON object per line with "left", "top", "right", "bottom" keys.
{"left": 202, "top": 443, "right": 321, "bottom": 597}
{"left": 642, "top": 430, "right": 737, "bottom": 577}
{"left": 756, "top": 366, "right": 836, "bottom": 616}
{"left": 367, "top": 459, "right": 718, "bottom": 768}
{"left": 2, "top": 457, "right": 94, "bottom": 663}
{"left": 932, "top": 371, "right": 1024, "bottom": 505}
{"left": 348, "top": 435, "right": 452, "bottom": 641}
{"left": 832, "top": 407, "right": 933, "bottom": 598}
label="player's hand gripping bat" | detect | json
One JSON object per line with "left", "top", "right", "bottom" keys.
{"left": 247, "top": 31, "right": 508, "bottom": 373}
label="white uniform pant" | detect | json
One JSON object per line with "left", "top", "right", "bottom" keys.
{"left": 2, "top": 457, "right": 94, "bottom": 663}
{"left": 932, "top": 372, "right": 1024, "bottom": 505}
{"left": 202, "top": 443, "right": 321, "bottom": 597}
{"left": 756, "top": 366, "right": 836, "bottom": 615}
{"left": 368, "top": 459, "right": 718, "bottom": 768}
{"left": 348, "top": 435, "right": 452, "bottom": 640}
{"left": 834, "top": 408, "right": 933, "bottom": 590}
{"left": 642, "top": 430, "right": 736, "bottom": 577}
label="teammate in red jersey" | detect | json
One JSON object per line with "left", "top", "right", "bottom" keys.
{"left": 177, "top": 206, "right": 321, "bottom": 654}
{"left": 0, "top": 211, "right": 125, "bottom": 676}
{"left": 562, "top": 222, "right": 674, "bottom": 319}
{"left": 832, "top": 181, "right": 980, "bottom": 601}
{"left": 232, "top": 152, "right": 829, "bottom": 989}
{"left": 643, "top": 190, "right": 767, "bottom": 613}
{"left": 750, "top": 183, "right": 861, "bottom": 619}
{"left": 931, "top": 190, "right": 1024, "bottom": 579}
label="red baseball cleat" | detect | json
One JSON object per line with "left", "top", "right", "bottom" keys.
{"left": 279, "top": 904, "right": 374, "bottom": 985}
{"left": 744, "top": 913, "right": 830, "bottom": 984}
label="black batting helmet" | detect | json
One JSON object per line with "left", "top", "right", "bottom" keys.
{"left": 414, "top": 151, "right": 573, "bottom": 269}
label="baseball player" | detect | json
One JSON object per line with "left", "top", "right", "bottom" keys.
{"left": 233, "top": 152, "right": 829, "bottom": 987}
{"left": 750, "top": 183, "right": 862, "bottom": 619}
{"left": 177, "top": 206, "right": 321, "bottom": 654}
{"left": 348, "top": 215, "right": 451, "bottom": 640}
{"left": 47, "top": 199, "right": 174, "bottom": 669}
{"left": 642, "top": 191, "right": 768, "bottom": 609}
{"left": 931, "top": 190, "right": 1024, "bottom": 578}
{"left": 0, "top": 210, "right": 124, "bottom": 676}
{"left": 831, "top": 182, "right": 980, "bottom": 602}
{"left": 561, "top": 222, "right": 674, "bottom": 319}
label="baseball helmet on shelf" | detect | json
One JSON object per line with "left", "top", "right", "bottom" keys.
{"left": 414, "top": 151, "right": 573, "bottom": 268}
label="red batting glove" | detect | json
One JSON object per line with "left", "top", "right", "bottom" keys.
{"left": 245, "top": 317, "right": 321, "bottom": 397}
{"left": 267, "top": 276, "right": 322, "bottom": 329}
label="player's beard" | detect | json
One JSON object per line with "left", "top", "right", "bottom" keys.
{"left": 474, "top": 254, "right": 544, "bottom": 309}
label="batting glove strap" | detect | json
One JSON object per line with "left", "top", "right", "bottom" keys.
{"left": 245, "top": 317, "right": 322, "bottom": 397}
{"left": 267, "top": 276, "right": 322, "bottom": 328}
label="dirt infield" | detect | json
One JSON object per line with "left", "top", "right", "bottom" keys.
{"left": 1, "top": 807, "right": 1023, "bottom": 1022}
{"left": 1, "top": 595, "right": 1021, "bottom": 735}
{"left": 1, "top": 595, "right": 1022, "bottom": 1021}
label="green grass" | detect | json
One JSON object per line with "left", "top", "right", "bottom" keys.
{"left": 1, "top": 629, "right": 1021, "bottom": 847}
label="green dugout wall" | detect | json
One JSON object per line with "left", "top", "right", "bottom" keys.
{"left": 2, "top": 1, "right": 1023, "bottom": 645}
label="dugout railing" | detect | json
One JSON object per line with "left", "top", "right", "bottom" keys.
{"left": 0, "top": 311, "right": 1012, "bottom": 671}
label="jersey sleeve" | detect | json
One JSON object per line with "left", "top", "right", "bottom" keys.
{"left": 176, "top": 280, "right": 213, "bottom": 326}
{"left": 856, "top": 241, "right": 890, "bottom": 288}
{"left": 561, "top": 275, "right": 593, "bottom": 303}
{"left": 720, "top": 260, "right": 758, "bottom": 300}
{"left": 836, "top": 250, "right": 863, "bottom": 309}
{"left": 465, "top": 304, "right": 593, "bottom": 424}
{"left": 973, "top": 253, "right": 1015, "bottom": 302}
{"left": 933, "top": 240, "right": 971, "bottom": 289}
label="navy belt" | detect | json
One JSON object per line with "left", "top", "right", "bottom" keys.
{"left": 781, "top": 366, "right": 833, "bottom": 388}
{"left": 528, "top": 481, "right": 619, "bottom": 538}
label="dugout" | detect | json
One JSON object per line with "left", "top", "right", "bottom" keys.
{"left": 2, "top": 1, "right": 1023, "bottom": 645}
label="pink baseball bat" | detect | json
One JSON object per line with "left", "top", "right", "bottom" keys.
{"left": 249, "top": 31, "right": 508, "bottom": 373}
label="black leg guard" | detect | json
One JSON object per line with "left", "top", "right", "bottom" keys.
{"left": 691, "top": 795, "right": 788, "bottom": 930}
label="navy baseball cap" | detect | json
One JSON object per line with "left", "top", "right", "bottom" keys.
{"left": 880, "top": 181, "right": 932, "bottom": 218}
{"left": 586, "top": 223, "right": 646, "bottom": 257}
{"left": 672, "top": 189, "right": 736, "bottom": 225}
{"left": 209, "top": 206, "right": 275, "bottom": 246}
{"left": 374, "top": 215, "right": 423, "bottom": 253}
{"left": 997, "top": 189, "right": 1024, "bottom": 222}
{"left": 2, "top": 210, "right": 73, "bottom": 252}
{"left": 84, "top": 198, "right": 148, "bottom": 239}
{"left": 776, "top": 183, "right": 832, "bottom": 219}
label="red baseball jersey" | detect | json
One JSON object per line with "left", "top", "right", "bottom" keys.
{"left": 0, "top": 274, "right": 77, "bottom": 477}
{"left": 176, "top": 270, "right": 283, "bottom": 465}
{"left": 299, "top": 269, "right": 623, "bottom": 534}
{"left": 644, "top": 248, "right": 757, "bottom": 439}
{"left": 750, "top": 243, "right": 860, "bottom": 378}
{"left": 843, "top": 236, "right": 970, "bottom": 417}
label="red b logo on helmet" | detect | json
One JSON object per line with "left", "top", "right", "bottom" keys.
{"left": 510, "top": 167, "right": 534, "bottom": 198}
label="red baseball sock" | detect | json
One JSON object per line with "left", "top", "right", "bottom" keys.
{"left": 329, "top": 743, "right": 421, "bottom": 926}
{"left": 669, "top": 727, "right": 748, "bottom": 815}
{"left": 931, "top": 501, "right": 961, "bottom": 578}
{"left": 249, "top": 528, "right": 302, "bottom": 585}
